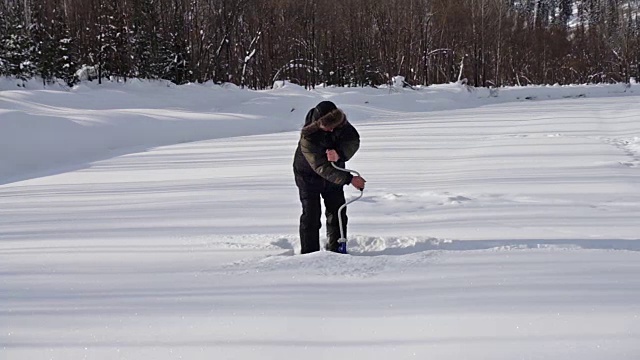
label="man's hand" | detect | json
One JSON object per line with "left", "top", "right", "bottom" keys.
{"left": 351, "top": 176, "right": 366, "bottom": 191}
{"left": 326, "top": 149, "right": 340, "bottom": 162}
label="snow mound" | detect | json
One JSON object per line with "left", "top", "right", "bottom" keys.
{"left": 208, "top": 235, "right": 640, "bottom": 279}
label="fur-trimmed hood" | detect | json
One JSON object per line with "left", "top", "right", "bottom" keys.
{"left": 301, "top": 109, "right": 347, "bottom": 137}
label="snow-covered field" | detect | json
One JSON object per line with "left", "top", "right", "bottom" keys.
{"left": 1, "top": 81, "right": 640, "bottom": 359}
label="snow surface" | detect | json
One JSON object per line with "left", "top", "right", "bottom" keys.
{"left": 1, "top": 80, "right": 640, "bottom": 359}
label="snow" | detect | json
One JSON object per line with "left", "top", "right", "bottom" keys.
{"left": 1, "top": 80, "right": 640, "bottom": 359}
{"left": 392, "top": 75, "right": 405, "bottom": 88}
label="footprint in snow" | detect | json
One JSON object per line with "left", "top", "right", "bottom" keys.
{"left": 619, "top": 161, "right": 638, "bottom": 168}
{"left": 445, "top": 195, "right": 473, "bottom": 204}
{"left": 382, "top": 193, "right": 403, "bottom": 200}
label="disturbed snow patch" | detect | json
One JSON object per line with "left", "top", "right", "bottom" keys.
{"left": 208, "top": 235, "right": 640, "bottom": 279}
{"left": 603, "top": 136, "right": 640, "bottom": 168}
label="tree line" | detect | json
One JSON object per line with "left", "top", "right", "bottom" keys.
{"left": 0, "top": 0, "right": 638, "bottom": 89}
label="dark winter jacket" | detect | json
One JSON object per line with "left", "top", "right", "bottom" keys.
{"left": 293, "top": 107, "right": 360, "bottom": 188}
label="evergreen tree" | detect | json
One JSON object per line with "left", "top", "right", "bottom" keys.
{"left": 96, "top": 0, "right": 118, "bottom": 83}
{"left": 2, "top": 2, "right": 35, "bottom": 82}
{"left": 111, "top": 0, "right": 134, "bottom": 81}
{"left": 558, "top": 0, "right": 574, "bottom": 27}
{"left": 132, "top": 0, "right": 161, "bottom": 79}
{"left": 30, "top": 0, "right": 56, "bottom": 84}
{"left": 52, "top": 8, "right": 78, "bottom": 86}
{"left": 0, "top": 1, "right": 8, "bottom": 76}
{"left": 162, "top": 0, "right": 190, "bottom": 84}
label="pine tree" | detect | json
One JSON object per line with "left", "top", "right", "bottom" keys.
{"left": 30, "top": 0, "right": 56, "bottom": 85}
{"left": 0, "top": 1, "right": 8, "bottom": 76}
{"left": 558, "top": 0, "right": 574, "bottom": 27}
{"left": 162, "top": 0, "right": 190, "bottom": 84}
{"left": 2, "top": 2, "right": 35, "bottom": 82}
{"left": 131, "top": 0, "right": 165, "bottom": 79}
{"left": 111, "top": 0, "right": 134, "bottom": 81}
{"left": 96, "top": 0, "right": 118, "bottom": 83}
{"left": 52, "top": 8, "right": 78, "bottom": 86}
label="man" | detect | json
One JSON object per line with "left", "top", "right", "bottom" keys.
{"left": 293, "top": 101, "right": 366, "bottom": 254}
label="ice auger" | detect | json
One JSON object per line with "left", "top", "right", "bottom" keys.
{"left": 331, "top": 162, "right": 364, "bottom": 254}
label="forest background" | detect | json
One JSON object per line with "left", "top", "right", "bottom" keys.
{"left": 0, "top": 0, "right": 638, "bottom": 89}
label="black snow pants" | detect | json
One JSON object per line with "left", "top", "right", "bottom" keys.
{"left": 297, "top": 181, "right": 348, "bottom": 254}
